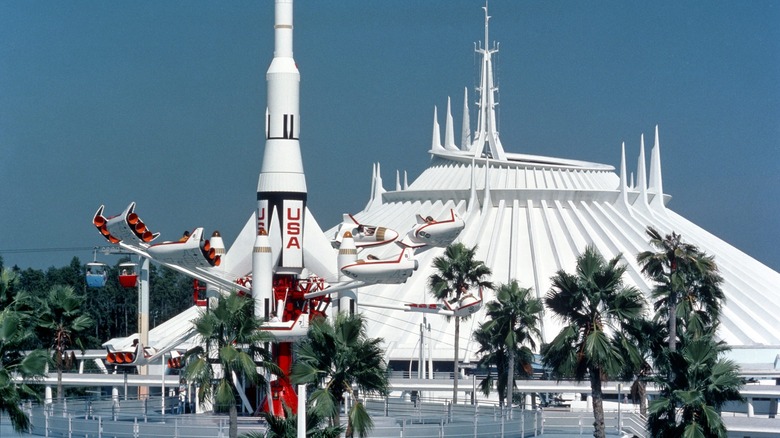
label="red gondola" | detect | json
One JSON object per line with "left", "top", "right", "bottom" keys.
{"left": 118, "top": 262, "right": 138, "bottom": 288}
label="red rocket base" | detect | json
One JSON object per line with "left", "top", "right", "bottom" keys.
{"left": 263, "top": 343, "right": 298, "bottom": 415}
{"left": 260, "top": 275, "right": 330, "bottom": 417}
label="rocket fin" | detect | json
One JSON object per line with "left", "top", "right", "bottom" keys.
{"left": 222, "top": 213, "right": 259, "bottom": 276}
{"left": 303, "top": 207, "right": 338, "bottom": 281}
{"left": 267, "top": 207, "right": 283, "bottom": 269}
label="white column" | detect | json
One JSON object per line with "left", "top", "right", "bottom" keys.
{"left": 297, "top": 384, "right": 306, "bottom": 438}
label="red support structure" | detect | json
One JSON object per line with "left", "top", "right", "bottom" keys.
{"left": 260, "top": 274, "right": 330, "bottom": 416}
{"left": 193, "top": 279, "right": 207, "bottom": 306}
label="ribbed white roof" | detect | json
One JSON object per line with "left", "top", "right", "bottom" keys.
{"left": 342, "top": 150, "right": 780, "bottom": 363}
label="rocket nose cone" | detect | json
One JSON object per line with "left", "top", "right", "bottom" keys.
{"left": 254, "top": 232, "right": 272, "bottom": 251}
{"left": 340, "top": 232, "right": 356, "bottom": 249}
{"left": 210, "top": 233, "right": 226, "bottom": 255}
{"left": 377, "top": 227, "right": 398, "bottom": 242}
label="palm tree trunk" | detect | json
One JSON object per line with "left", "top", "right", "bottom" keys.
{"left": 57, "top": 350, "right": 64, "bottom": 402}
{"left": 229, "top": 403, "right": 238, "bottom": 438}
{"left": 638, "top": 381, "right": 647, "bottom": 417}
{"left": 453, "top": 316, "right": 459, "bottom": 404}
{"left": 333, "top": 394, "right": 342, "bottom": 433}
{"left": 589, "top": 368, "right": 605, "bottom": 438}
{"left": 506, "top": 347, "right": 514, "bottom": 412}
{"left": 668, "top": 298, "right": 677, "bottom": 352}
{"left": 57, "top": 367, "right": 63, "bottom": 402}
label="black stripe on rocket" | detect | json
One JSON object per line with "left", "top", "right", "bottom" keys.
{"left": 266, "top": 114, "right": 298, "bottom": 140}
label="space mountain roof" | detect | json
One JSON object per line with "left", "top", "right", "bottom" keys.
{"left": 331, "top": 6, "right": 780, "bottom": 365}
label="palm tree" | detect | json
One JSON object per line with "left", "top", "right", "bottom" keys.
{"left": 478, "top": 280, "right": 542, "bottom": 410}
{"left": 428, "top": 243, "right": 493, "bottom": 403}
{"left": 637, "top": 227, "right": 722, "bottom": 352}
{"left": 290, "top": 313, "right": 388, "bottom": 438}
{"left": 615, "top": 317, "right": 664, "bottom": 416}
{"left": 542, "top": 246, "right": 646, "bottom": 438}
{"left": 640, "top": 231, "right": 741, "bottom": 437}
{"left": 0, "top": 307, "right": 48, "bottom": 433}
{"left": 473, "top": 324, "right": 510, "bottom": 408}
{"left": 648, "top": 333, "right": 742, "bottom": 438}
{"left": 183, "top": 291, "right": 278, "bottom": 438}
{"left": 36, "top": 285, "right": 94, "bottom": 402}
{"left": 0, "top": 268, "right": 21, "bottom": 309}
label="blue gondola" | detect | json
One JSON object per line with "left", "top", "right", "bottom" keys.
{"left": 85, "top": 262, "right": 108, "bottom": 288}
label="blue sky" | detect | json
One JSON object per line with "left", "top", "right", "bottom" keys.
{"left": 1, "top": 1, "right": 778, "bottom": 272}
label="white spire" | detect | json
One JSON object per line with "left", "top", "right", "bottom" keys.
{"left": 461, "top": 87, "right": 471, "bottom": 150}
{"left": 620, "top": 142, "right": 628, "bottom": 199}
{"left": 395, "top": 170, "right": 401, "bottom": 191}
{"left": 444, "top": 97, "right": 458, "bottom": 151}
{"left": 369, "top": 163, "right": 376, "bottom": 203}
{"left": 366, "top": 162, "right": 385, "bottom": 211}
{"left": 635, "top": 134, "right": 649, "bottom": 209}
{"left": 403, "top": 171, "right": 408, "bottom": 190}
{"left": 648, "top": 125, "right": 665, "bottom": 210}
{"left": 471, "top": 2, "right": 506, "bottom": 160}
{"left": 365, "top": 163, "right": 385, "bottom": 211}
{"left": 615, "top": 141, "right": 635, "bottom": 218}
{"left": 431, "top": 106, "right": 443, "bottom": 152}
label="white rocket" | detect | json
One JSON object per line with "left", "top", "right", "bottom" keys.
{"left": 256, "top": 0, "right": 306, "bottom": 273}
{"left": 251, "top": 0, "right": 337, "bottom": 319}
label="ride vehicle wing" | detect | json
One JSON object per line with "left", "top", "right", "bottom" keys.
{"left": 93, "top": 203, "right": 250, "bottom": 294}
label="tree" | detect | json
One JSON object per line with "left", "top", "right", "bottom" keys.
{"left": 477, "top": 280, "right": 542, "bottom": 410}
{"left": 648, "top": 333, "right": 742, "bottom": 438}
{"left": 473, "top": 324, "right": 510, "bottom": 408}
{"left": 542, "top": 246, "right": 646, "bottom": 438}
{"left": 428, "top": 243, "right": 493, "bottom": 403}
{"left": 639, "top": 229, "right": 742, "bottom": 437}
{"left": 290, "top": 313, "right": 388, "bottom": 438}
{"left": 37, "top": 285, "right": 94, "bottom": 402}
{"left": 615, "top": 317, "right": 664, "bottom": 416}
{"left": 637, "top": 227, "right": 723, "bottom": 352}
{"left": 0, "top": 280, "right": 48, "bottom": 433}
{"left": 183, "top": 291, "right": 277, "bottom": 438}
{"left": 0, "top": 267, "right": 21, "bottom": 310}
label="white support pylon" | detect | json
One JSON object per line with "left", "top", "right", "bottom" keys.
{"left": 252, "top": 229, "right": 273, "bottom": 318}
{"left": 337, "top": 232, "right": 358, "bottom": 315}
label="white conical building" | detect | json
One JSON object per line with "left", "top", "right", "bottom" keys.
{"left": 331, "top": 5, "right": 780, "bottom": 371}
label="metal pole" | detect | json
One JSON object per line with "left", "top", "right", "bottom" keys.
{"left": 521, "top": 408, "right": 524, "bottom": 436}
{"left": 473, "top": 403, "right": 478, "bottom": 438}
{"left": 419, "top": 322, "right": 425, "bottom": 379}
{"left": 617, "top": 383, "right": 622, "bottom": 435}
{"left": 138, "top": 257, "right": 150, "bottom": 399}
{"left": 161, "top": 353, "right": 166, "bottom": 417}
{"left": 297, "top": 384, "right": 306, "bottom": 438}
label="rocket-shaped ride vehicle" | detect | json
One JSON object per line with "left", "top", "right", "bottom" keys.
{"left": 255, "top": 0, "right": 330, "bottom": 415}
{"left": 256, "top": 0, "right": 306, "bottom": 274}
